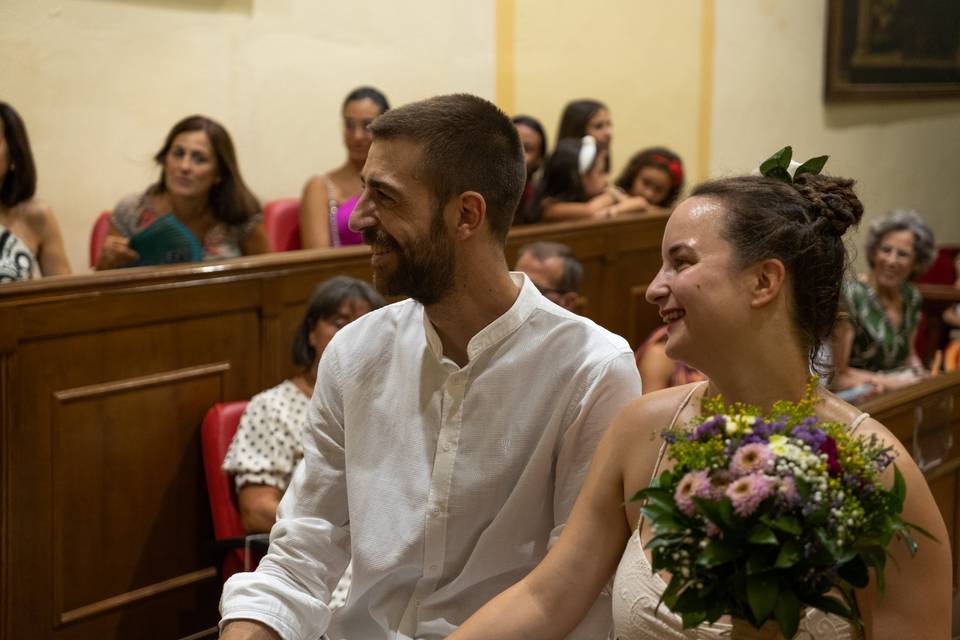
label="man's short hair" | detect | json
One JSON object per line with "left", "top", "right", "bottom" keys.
{"left": 517, "top": 241, "right": 583, "bottom": 293}
{"left": 368, "top": 94, "right": 526, "bottom": 244}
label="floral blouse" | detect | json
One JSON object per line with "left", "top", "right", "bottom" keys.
{"left": 842, "top": 279, "right": 921, "bottom": 372}
{"left": 111, "top": 192, "right": 262, "bottom": 261}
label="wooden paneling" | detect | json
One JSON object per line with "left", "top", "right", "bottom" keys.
{"left": 53, "top": 364, "right": 228, "bottom": 624}
{"left": 0, "top": 214, "right": 669, "bottom": 640}
{"left": 1, "top": 213, "right": 959, "bottom": 636}
{"left": 861, "top": 371, "right": 960, "bottom": 587}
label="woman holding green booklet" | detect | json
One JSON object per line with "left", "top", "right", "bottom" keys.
{"left": 95, "top": 115, "right": 269, "bottom": 269}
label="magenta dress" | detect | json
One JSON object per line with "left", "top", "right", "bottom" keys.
{"left": 331, "top": 194, "right": 364, "bottom": 246}
{"left": 323, "top": 175, "right": 364, "bottom": 247}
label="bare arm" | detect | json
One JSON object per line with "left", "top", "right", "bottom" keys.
{"left": 856, "top": 418, "right": 951, "bottom": 639}
{"left": 241, "top": 223, "right": 270, "bottom": 256}
{"left": 28, "top": 200, "right": 72, "bottom": 276}
{"left": 943, "top": 304, "right": 960, "bottom": 329}
{"left": 540, "top": 192, "right": 618, "bottom": 223}
{"left": 220, "top": 619, "right": 281, "bottom": 640}
{"left": 94, "top": 221, "right": 139, "bottom": 270}
{"left": 237, "top": 485, "right": 281, "bottom": 534}
{"left": 298, "top": 176, "right": 332, "bottom": 249}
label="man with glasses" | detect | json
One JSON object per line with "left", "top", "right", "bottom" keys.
{"left": 514, "top": 241, "right": 583, "bottom": 312}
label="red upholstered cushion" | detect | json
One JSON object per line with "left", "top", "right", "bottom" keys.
{"left": 201, "top": 401, "right": 250, "bottom": 580}
{"left": 916, "top": 246, "right": 960, "bottom": 285}
{"left": 89, "top": 211, "right": 112, "bottom": 268}
{"left": 263, "top": 198, "right": 302, "bottom": 252}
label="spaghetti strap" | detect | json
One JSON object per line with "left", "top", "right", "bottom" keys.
{"left": 849, "top": 411, "right": 871, "bottom": 434}
{"left": 639, "top": 381, "right": 709, "bottom": 537}
{"left": 649, "top": 381, "right": 709, "bottom": 483}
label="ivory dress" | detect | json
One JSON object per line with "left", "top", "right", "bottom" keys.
{"left": 611, "top": 382, "right": 862, "bottom": 639}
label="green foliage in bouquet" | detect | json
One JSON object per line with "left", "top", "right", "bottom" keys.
{"left": 631, "top": 380, "right": 935, "bottom": 637}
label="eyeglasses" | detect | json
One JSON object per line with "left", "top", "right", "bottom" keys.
{"left": 534, "top": 283, "right": 571, "bottom": 297}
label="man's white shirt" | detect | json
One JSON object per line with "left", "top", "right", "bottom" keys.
{"left": 220, "top": 273, "right": 642, "bottom": 640}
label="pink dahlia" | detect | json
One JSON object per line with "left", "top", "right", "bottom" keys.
{"left": 674, "top": 470, "right": 712, "bottom": 516}
{"left": 730, "top": 443, "right": 774, "bottom": 476}
{"left": 725, "top": 472, "right": 771, "bottom": 517}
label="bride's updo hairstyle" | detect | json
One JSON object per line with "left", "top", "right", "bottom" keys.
{"left": 690, "top": 174, "right": 864, "bottom": 364}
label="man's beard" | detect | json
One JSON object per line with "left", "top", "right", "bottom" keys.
{"left": 363, "top": 208, "right": 456, "bottom": 305}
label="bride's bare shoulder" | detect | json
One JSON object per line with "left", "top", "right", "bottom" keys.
{"left": 608, "top": 383, "right": 702, "bottom": 444}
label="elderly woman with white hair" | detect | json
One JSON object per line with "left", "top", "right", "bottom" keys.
{"left": 832, "top": 209, "right": 936, "bottom": 395}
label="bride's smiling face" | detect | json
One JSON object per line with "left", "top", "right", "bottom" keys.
{"left": 645, "top": 197, "right": 754, "bottom": 365}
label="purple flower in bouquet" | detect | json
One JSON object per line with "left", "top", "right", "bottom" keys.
{"left": 875, "top": 449, "right": 895, "bottom": 472}
{"left": 730, "top": 443, "right": 774, "bottom": 476}
{"left": 674, "top": 470, "right": 712, "bottom": 516}
{"left": 726, "top": 472, "right": 771, "bottom": 517}
{"left": 689, "top": 415, "right": 725, "bottom": 441}
{"left": 820, "top": 436, "right": 841, "bottom": 476}
{"left": 791, "top": 420, "right": 827, "bottom": 449}
{"left": 750, "top": 419, "right": 777, "bottom": 440}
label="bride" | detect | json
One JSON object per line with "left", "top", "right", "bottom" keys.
{"left": 449, "top": 173, "right": 951, "bottom": 639}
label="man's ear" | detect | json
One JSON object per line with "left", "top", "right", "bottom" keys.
{"left": 453, "top": 191, "right": 486, "bottom": 240}
{"left": 749, "top": 258, "right": 786, "bottom": 308}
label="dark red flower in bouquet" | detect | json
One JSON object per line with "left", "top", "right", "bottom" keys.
{"left": 820, "top": 436, "right": 841, "bottom": 476}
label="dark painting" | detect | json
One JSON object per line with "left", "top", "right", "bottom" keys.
{"left": 826, "top": 0, "right": 960, "bottom": 100}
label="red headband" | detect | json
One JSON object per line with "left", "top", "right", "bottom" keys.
{"left": 650, "top": 154, "right": 684, "bottom": 187}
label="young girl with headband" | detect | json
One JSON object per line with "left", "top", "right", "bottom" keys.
{"left": 615, "top": 146, "right": 685, "bottom": 212}
{"left": 520, "top": 135, "right": 651, "bottom": 224}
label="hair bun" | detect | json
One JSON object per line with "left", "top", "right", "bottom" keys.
{"left": 792, "top": 173, "right": 863, "bottom": 237}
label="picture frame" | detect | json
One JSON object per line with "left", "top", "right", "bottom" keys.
{"left": 825, "top": 0, "right": 960, "bottom": 101}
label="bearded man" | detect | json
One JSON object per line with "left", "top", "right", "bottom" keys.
{"left": 220, "top": 94, "right": 641, "bottom": 640}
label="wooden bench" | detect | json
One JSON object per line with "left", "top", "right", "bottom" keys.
{"left": 0, "top": 213, "right": 667, "bottom": 639}
{"left": 861, "top": 370, "right": 960, "bottom": 588}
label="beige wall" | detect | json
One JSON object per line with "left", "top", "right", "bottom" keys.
{"left": 511, "top": 0, "right": 709, "bottom": 184}
{"left": 1, "top": 0, "right": 495, "bottom": 272}
{"left": 710, "top": 1, "right": 960, "bottom": 264}
{"left": 4, "top": 0, "right": 959, "bottom": 273}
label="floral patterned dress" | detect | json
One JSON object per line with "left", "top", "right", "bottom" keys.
{"left": 842, "top": 279, "right": 921, "bottom": 372}
{"left": 111, "top": 192, "right": 262, "bottom": 263}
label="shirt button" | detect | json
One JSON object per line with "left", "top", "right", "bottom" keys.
{"left": 430, "top": 564, "right": 438, "bottom": 571}
{"left": 442, "top": 443, "right": 450, "bottom": 452}
{"left": 432, "top": 506, "right": 441, "bottom": 515}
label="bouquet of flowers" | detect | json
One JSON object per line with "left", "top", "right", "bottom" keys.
{"left": 632, "top": 380, "right": 932, "bottom": 637}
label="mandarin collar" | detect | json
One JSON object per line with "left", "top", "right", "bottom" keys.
{"left": 422, "top": 272, "right": 541, "bottom": 364}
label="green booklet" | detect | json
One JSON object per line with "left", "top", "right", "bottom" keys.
{"left": 129, "top": 214, "right": 204, "bottom": 266}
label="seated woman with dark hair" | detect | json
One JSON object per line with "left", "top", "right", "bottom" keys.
{"left": 299, "top": 87, "right": 390, "bottom": 249}
{"left": 832, "top": 209, "right": 936, "bottom": 396}
{"left": 223, "top": 275, "right": 384, "bottom": 534}
{"left": 521, "top": 136, "right": 650, "bottom": 224}
{"left": 0, "top": 102, "right": 71, "bottom": 280}
{"left": 96, "top": 115, "right": 269, "bottom": 269}
{"left": 511, "top": 114, "right": 547, "bottom": 222}
{"left": 615, "top": 146, "right": 685, "bottom": 214}
{"left": 557, "top": 99, "right": 613, "bottom": 172}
